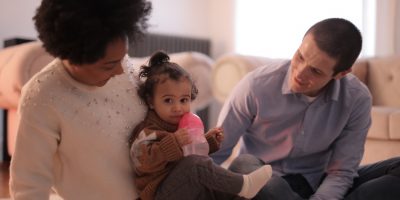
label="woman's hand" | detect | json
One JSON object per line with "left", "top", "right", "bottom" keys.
{"left": 174, "top": 128, "right": 192, "bottom": 147}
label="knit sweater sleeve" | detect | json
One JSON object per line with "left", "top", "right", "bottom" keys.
{"left": 130, "top": 127, "right": 183, "bottom": 174}
{"left": 10, "top": 88, "right": 60, "bottom": 200}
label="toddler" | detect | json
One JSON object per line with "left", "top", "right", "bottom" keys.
{"left": 129, "top": 51, "right": 272, "bottom": 200}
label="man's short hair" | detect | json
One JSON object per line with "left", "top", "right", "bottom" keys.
{"left": 305, "top": 18, "right": 362, "bottom": 75}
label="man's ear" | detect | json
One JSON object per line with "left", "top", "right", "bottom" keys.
{"left": 333, "top": 68, "right": 352, "bottom": 80}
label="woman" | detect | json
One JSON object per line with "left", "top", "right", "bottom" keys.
{"left": 9, "top": 0, "right": 151, "bottom": 199}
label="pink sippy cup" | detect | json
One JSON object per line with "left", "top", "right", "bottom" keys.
{"left": 178, "top": 112, "right": 209, "bottom": 156}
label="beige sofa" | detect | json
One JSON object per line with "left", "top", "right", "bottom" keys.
{"left": 0, "top": 41, "right": 215, "bottom": 157}
{"left": 212, "top": 53, "right": 400, "bottom": 165}
{"left": 0, "top": 42, "right": 54, "bottom": 157}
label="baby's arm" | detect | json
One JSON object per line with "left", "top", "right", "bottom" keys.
{"left": 130, "top": 128, "right": 183, "bottom": 174}
{"left": 205, "top": 127, "right": 224, "bottom": 154}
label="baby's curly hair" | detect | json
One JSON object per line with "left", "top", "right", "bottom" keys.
{"left": 138, "top": 51, "right": 198, "bottom": 107}
{"left": 33, "top": 0, "right": 151, "bottom": 65}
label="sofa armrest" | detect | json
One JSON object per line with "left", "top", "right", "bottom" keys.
{"left": 368, "top": 106, "right": 400, "bottom": 140}
{"left": 0, "top": 41, "right": 54, "bottom": 109}
{"left": 211, "top": 54, "right": 275, "bottom": 103}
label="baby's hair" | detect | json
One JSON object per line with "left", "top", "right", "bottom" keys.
{"left": 137, "top": 51, "right": 198, "bottom": 107}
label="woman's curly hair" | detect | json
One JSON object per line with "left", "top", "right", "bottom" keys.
{"left": 137, "top": 51, "right": 198, "bottom": 107}
{"left": 33, "top": 0, "right": 152, "bottom": 65}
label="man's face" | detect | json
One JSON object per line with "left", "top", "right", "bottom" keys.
{"left": 289, "top": 34, "right": 349, "bottom": 97}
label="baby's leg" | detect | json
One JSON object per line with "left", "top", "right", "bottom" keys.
{"left": 155, "top": 155, "right": 271, "bottom": 199}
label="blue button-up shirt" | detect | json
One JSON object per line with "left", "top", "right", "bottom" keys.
{"left": 211, "top": 60, "right": 372, "bottom": 200}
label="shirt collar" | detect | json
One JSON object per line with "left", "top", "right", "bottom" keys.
{"left": 328, "top": 78, "right": 340, "bottom": 101}
{"left": 281, "top": 64, "right": 293, "bottom": 95}
{"left": 281, "top": 63, "right": 341, "bottom": 102}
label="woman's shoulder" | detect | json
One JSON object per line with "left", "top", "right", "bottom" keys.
{"left": 21, "top": 59, "right": 64, "bottom": 100}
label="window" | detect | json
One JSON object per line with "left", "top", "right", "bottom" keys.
{"left": 235, "top": 0, "right": 373, "bottom": 58}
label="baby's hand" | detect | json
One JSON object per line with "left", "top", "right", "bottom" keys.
{"left": 174, "top": 128, "right": 192, "bottom": 147}
{"left": 207, "top": 127, "right": 224, "bottom": 145}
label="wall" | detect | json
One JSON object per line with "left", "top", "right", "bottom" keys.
{"left": 0, "top": 0, "right": 236, "bottom": 58}
{"left": 2, "top": 0, "right": 400, "bottom": 57}
{"left": 375, "top": 0, "right": 400, "bottom": 56}
{"left": 148, "top": 0, "right": 235, "bottom": 58}
{"left": 208, "top": 0, "right": 236, "bottom": 58}
{"left": 148, "top": 0, "right": 211, "bottom": 38}
{"left": 0, "top": 0, "right": 41, "bottom": 47}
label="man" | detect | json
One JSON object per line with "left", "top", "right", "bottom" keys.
{"left": 211, "top": 18, "right": 400, "bottom": 200}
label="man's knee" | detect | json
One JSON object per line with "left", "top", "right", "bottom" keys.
{"left": 255, "top": 175, "right": 304, "bottom": 200}
{"left": 229, "top": 154, "right": 265, "bottom": 174}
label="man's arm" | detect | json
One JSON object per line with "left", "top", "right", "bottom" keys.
{"left": 211, "top": 74, "right": 257, "bottom": 164}
{"left": 311, "top": 93, "right": 372, "bottom": 200}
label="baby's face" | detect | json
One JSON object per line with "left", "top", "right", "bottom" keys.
{"left": 151, "top": 77, "right": 192, "bottom": 125}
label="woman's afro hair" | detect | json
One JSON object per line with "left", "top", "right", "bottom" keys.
{"left": 33, "top": 0, "right": 152, "bottom": 65}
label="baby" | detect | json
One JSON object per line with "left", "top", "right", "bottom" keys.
{"left": 129, "top": 51, "right": 272, "bottom": 200}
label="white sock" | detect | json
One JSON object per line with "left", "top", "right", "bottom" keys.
{"left": 238, "top": 165, "right": 272, "bottom": 199}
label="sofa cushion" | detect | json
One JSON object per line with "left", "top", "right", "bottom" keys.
{"left": 389, "top": 109, "right": 400, "bottom": 139}
{"left": 211, "top": 54, "right": 278, "bottom": 103}
{"left": 368, "top": 106, "right": 400, "bottom": 140}
{"left": 368, "top": 56, "right": 400, "bottom": 107}
{"left": 369, "top": 106, "right": 391, "bottom": 140}
{"left": 362, "top": 139, "right": 400, "bottom": 164}
{"left": 351, "top": 59, "right": 369, "bottom": 85}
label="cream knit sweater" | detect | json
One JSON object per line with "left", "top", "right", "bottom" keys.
{"left": 10, "top": 59, "right": 146, "bottom": 200}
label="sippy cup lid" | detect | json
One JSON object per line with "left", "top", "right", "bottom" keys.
{"left": 178, "top": 112, "right": 204, "bottom": 129}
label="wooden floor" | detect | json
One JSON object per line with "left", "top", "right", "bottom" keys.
{"left": 0, "top": 161, "right": 10, "bottom": 198}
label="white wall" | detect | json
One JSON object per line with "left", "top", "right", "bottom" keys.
{"left": 0, "top": 0, "right": 42, "bottom": 48}
{"left": 148, "top": 0, "right": 211, "bottom": 38}
{"left": 208, "top": 0, "right": 236, "bottom": 58}
{"left": 148, "top": 0, "right": 235, "bottom": 58}
{"left": 2, "top": 0, "right": 400, "bottom": 57}
{"left": 0, "top": 0, "right": 236, "bottom": 58}
{"left": 375, "top": 0, "right": 398, "bottom": 56}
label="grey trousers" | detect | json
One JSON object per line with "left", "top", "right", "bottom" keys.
{"left": 228, "top": 154, "right": 400, "bottom": 200}
{"left": 155, "top": 155, "right": 245, "bottom": 200}
{"left": 345, "top": 157, "right": 400, "bottom": 200}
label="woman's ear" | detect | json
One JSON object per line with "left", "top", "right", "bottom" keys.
{"left": 146, "top": 96, "right": 154, "bottom": 109}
